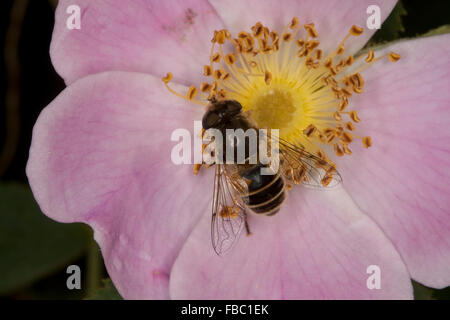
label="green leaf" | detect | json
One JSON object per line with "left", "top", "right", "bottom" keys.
{"left": 0, "top": 183, "right": 91, "bottom": 295}
{"left": 421, "top": 25, "right": 450, "bottom": 37}
{"left": 367, "top": 1, "right": 407, "bottom": 45}
{"left": 431, "top": 285, "right": 450, "bottom": 300}
{"left": 412, "top": 281, "right": 434, "bottom": 300}
{"left": 86, "top": 278, "right": 122, "bottom": 300}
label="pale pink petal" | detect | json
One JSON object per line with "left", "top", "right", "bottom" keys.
{"left": 26, "top": 71, "right": 212, "bottom": 299}
{"left": 208, "top": 0, "right": 397, "bottom": 55}
{"left": 51, "top": 0, "right": 224, "bottom": 84}
{"left": 336, "top": 34, "right": 450, "bottom": 288}
{"left": 170, "top": 187, "right": 412, "bottom": 299}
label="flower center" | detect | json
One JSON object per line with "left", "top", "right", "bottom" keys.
{"left": 250, "top": 87, "right": 298, "bottom": 133}
{"left": 163, "top": 17, "right": 400, "bottom": 169}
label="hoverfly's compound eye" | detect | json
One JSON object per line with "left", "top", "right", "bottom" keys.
{"left": 202, "top": 111, "right": 220, "bottom": 129}
{"left": 226, "top": 100, "right": 242, "bottom": 114}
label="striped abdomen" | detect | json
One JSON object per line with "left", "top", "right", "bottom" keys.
{"left": 240, "top": 164, "right": 285, "bottom": 216}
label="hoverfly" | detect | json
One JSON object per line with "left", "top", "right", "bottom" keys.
{"left": 201, "top": 99, "right": 341, "bottom": 255}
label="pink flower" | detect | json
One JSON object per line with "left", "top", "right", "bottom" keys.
{"left": 27, "top": 0, "right": 450, "bottom": 299}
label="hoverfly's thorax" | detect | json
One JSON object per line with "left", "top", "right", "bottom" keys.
{"left": 202, "top": 100, "right": 244, "bottom": 130}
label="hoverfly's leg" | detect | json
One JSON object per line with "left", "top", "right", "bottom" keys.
{"left": 193, "top": 163, "right": 215, "bottom": 175}
{"left": 194, "top": 128, "right": 215, "bottom": 175}
{"left": 193, "top": 164, "right": 202, "bottom": 175}
{"left": 244, "top": 211, "right": 252, "bottom": 236}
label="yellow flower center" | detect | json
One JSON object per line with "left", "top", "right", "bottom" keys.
{"left": 163, "top": 17, "right": 400, "bottom": 167}
{"left": 250, "top": 87, "right": 298, "bottom": 134}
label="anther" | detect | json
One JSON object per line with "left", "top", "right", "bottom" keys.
{"left": 345, "top": 122, "right": 355, "bottom": 131}
{"left": 304, "top": 23, "right": 318, "bottom": 38}
{"left": 350, "top": 73, "right": 364, "bottom": 88}
{"left": 350, "top": 110, "right": 360, "bottom": 122}
{"left": 389, "top": 52, "right": 401, "bottom": 62}
{"left": 324, "top": 58, "right": 333, "bottom": 68}
{"left": 187, "top": 86, "right": 197, "bottom": 100}
{"left": 334, "top": 144, "right": 344, "bottom": 157}
{"left": 218, "top": 89, "right": 227, "bottom": 98}
{"left": 200, "top": 83, "right": 211, "bottom": 92}
{"left": 270, "top": 31, "right": 279, "bottom": 41}
{"left": 362, "top": 136, "right": 372, "bottom": 148}
{"left": 213, "top": 69, "right": 224, "bottom": 80}
{"left": 289, "top": 17, "right": 299, "bottom": 29}
{"left": 345, "top": 56, "right": 354, "bottom": 66}
{"left": 162, "top": 72, "right": 173, "bottom": 84}
{"left": 350, "top": 25, "right": 364, "bottom": 36}
{"left": 303, "top": 124, "right": 317, "bottom": 137}
{"left": 252, "top": 22, "right": 264, "bottom": 37}
{"left": 333, "top": 111, "right": 342, "bottom": 121}
{"left": 211, "top": 52, "right": 221, "bottom": 63}
{"left": 343, "top": 144, "right": 352, "bottom": 155}
{"left": 341, "top": 132, "right": 353, "bottom": 143}
{"left": 365, "top": 50, "right": 375, "bottom": 63}
{"left": 306, "top": 40, "right": 319, "bottom": 51}
{"left": 225, "top": 53, "right": 236, "bottom": 65}
{"left": 215, "top": 30, "right": 227, "bottom": 44}
{"left": 321, "top": 175, "right": 333, "bottom": 187}
{"left": 341, "top": 87, "right": 352, "bottom": 97}
{"left": 315, "top": 49, "right": 322, "bottom": 60}
{"left": 298, "top": 47, "right": 309, "bottom": 58}
{"left": 282, "top": 33, "right": 292, "bottom": 42}
{"left": 203, "top": 65, "right": 212, "bottom": 76}
{"left": 264, "top": 71, "right": 272, "bottom": 85}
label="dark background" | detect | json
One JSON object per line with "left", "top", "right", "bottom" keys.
{"left": 0, "top": 0, "right": 449, "bottom": 300}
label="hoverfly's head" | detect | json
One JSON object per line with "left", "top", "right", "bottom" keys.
{"left": 202, "top": 99, "right": 242, "bottom": 130}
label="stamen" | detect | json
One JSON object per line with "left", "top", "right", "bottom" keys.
{"left": 365, "top": 50, "right": 375, "bottom": 63}
{"left": 187, "top": 86, "right": 197, "bottom": 100}
{"left": 211, "top": 52, "right": 221, "bottom": 63}
{"left": 163, "top": 18, "right": 402, "bottom": 177}
{"left": 304, "top": 23, "right": 318, "bottom": 38}
{"left": 350, "top": 110, "right": 360, "bottom": 122}
{"left": 200, "top": 82, "right": 211, "bottom": 92}
{"left": 162, "top": 73, "right": 207, "bottom": 107}
{"left": 343, "top": 144, "right": 352, "bottom": 155}
{"left": 334, "top": 144, "right": 344, "bottom": 157}
{"left": 389, "top": 52, "right": 401, "bottom": 62}
{"left": 204, "top": 65, "right": 212, "bottom": 76}
{"left": 264, "top": 70, "right": 272, "bottom": 85}
{"left": 303, "top": 124, "right": 317, "bottom": 137}
{"left": 345, "top": 122, "right": 355, "bottom": 131}
{"left": 282, "top": 33, "right": 292, "bottom": 42}
{"left": 252, "top": 22, "right": 264, "bottom": 37}
{"left": 350, "top": 25, "right": 364, "bottom": 36}
{"left": 289, "top": 17, "right": 299, "bottom": 29}
{"left": 362, "top": 136, "right": 372, "bottom": 148}
{"left": 225, "top": 53, "right": 237, "bottom": 65}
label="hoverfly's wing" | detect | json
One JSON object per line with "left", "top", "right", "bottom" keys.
{"left": 269, "top": 134, "right": 342, "bottom": 188}
{"left": 211, "top": 164, "right": 248, "bottom": 256}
